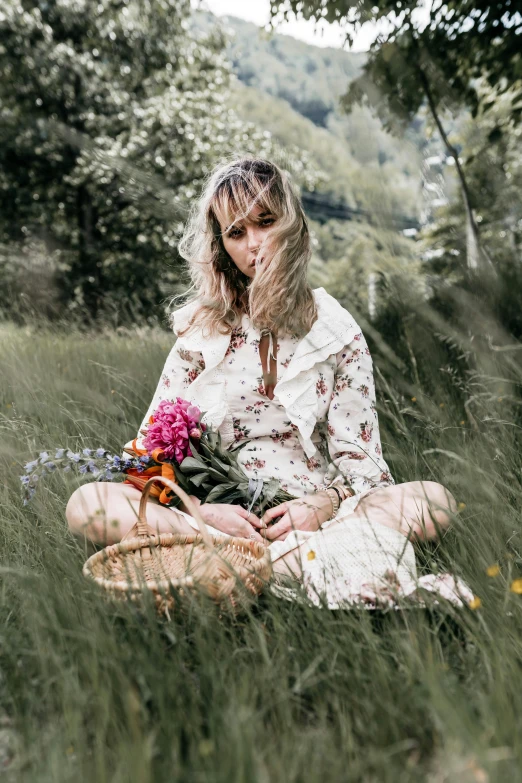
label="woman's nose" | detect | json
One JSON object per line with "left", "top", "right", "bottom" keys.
{"left": 246, "top": 225, "right": 263, "bottom": 251}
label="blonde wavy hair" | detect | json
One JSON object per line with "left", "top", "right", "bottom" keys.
{"left": 171, "top": 156, "right": 317, "bottom": 338}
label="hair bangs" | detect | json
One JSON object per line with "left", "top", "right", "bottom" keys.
{"left": 211, "top": 168, "right": 282, "bottom": 236}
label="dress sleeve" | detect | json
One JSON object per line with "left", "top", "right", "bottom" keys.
{"left": 324, "top": 328, "right": 394, "bottom": 496}
{"left": 121, "top": 339, "right": 205, "bottom": 456}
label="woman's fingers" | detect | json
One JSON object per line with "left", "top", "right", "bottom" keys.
{"left": 236, "top": 506, "right": 266, "bottom": 529}
{"left": 261, "top": 502, "right": 290, "bottom": 527}
{"left": 264, "top": 514, "right": 292, "bottom": 541}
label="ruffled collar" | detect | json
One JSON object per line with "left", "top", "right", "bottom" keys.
{"left": 172, "top": 287, "right": 357, "bottom": 381}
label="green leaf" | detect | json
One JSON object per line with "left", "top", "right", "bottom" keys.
{"left": 190, "top": 472, "right": 210, "bottom": 487}
{"left": 212, "top": 457, "right": 231, "bottom": 475}
{"left": 179, "top": 456, "right": 207, "bottom": 473}
{"left": 204, "top": 482, "right": 238, "bottom": 504}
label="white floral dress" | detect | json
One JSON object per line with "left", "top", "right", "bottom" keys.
{"left": 124, "top": 290, "right": 473, "bottom": 609}
{"left": 218, "top": 312, "right": 394, "bottom": 501}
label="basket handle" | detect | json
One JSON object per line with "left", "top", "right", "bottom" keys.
{"left": 138, "top": 476, "right": 213, "bottom": 547}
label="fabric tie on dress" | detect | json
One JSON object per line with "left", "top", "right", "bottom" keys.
{"left": 259, "top": 329, "right": 278, "bottom": 400}
{"left": 260, "top": 329, "right": 276, "bottom": 360}
{"left": 247, "top": 476, "right": 265, "bottom": 514}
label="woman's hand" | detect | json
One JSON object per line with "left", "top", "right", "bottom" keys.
{"left": 199, "top": 503, "right": 267, "bottom": 543}
{"left": 261, "top": 492, "right": 333, "bottom": 542}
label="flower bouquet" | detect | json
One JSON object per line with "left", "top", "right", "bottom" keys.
{"left": 21, "top": 398, "right": 295, "bottom": 516}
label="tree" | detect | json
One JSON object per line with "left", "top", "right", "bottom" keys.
{"left": 0, "top": 1, "right": 317, "bottom": 323}
{"left": 269, "top": 0, "right": 521, "bottom": 276}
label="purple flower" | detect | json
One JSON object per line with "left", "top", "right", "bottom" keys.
{"left": 39, "top": 452, "right": 49, "bottom": 463}
{"left": 20, "top": 475, "right": 30, "bottom": 486}
{"left": 83, "top": 448, "right": 92, "bottom": 457}
{"left": 66, "top": 450, "right": 81, "bottom": 463}
{"left": 44, "top": 461, "right": 56, "bottom": 472}
{"left": 96, "top": 448, "right": 107, "bottom": 458}
{"left": 54, "top": 449, "right": 65, "bottom": 459}
{"left": 24, "top": 460, "right": 39, "bottom": 473}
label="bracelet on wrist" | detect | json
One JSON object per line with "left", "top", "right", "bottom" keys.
{"left": 330, "top": 485, "right": 343, "bottom": 507}
{"left": 323, "top": 487, "right": 340, "bottom": 518}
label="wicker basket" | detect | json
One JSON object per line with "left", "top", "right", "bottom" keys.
{"left": 82, "top": 476, "right": 273, "bottom": 615}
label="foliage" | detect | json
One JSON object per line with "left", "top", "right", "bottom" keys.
{"left": 0, "top": 240, "right": 63, "bottom": 322}
{"left": 0, "top": 1, "right": 319, "bottom": 324}
{"left": 421, "top": 91, "right": 522, "bottom": 283}
{"left": 316, "top": 218, "right": 424, "bottom": 313}
{"left": 270, "top": 0, "right": 522, "bottom": 131}
{"left": 3, "top": 291, "right": 522, "bottom": 778}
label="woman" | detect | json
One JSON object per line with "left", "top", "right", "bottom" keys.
{"left": 66, "top": 157, "right": 460, "bottom": 607}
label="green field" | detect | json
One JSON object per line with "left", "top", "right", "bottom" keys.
{"left": 1, "top": 320, "right": 521, "bottom": 781}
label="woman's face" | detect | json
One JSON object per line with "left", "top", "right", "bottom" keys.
{"left": 219, "top": 203, "right": 277, "bottom": 279}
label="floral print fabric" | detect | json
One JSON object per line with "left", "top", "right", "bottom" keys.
{"left": 223, "top": 315, "right": 394, "bottom": 497}
{"left": 155, "top": 312, "right": 395, "bottom": 500}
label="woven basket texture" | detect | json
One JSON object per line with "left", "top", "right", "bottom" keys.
{"left": 82, "top": 476, "right": 273, "bottom": 615}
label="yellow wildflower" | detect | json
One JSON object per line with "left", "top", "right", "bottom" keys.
{"left": 439, "top": 402, "right": 445, "bottom": 408}
{"left": 460, "top": 420, "right": 465, "bottom": 426}
{"left": 111, "top": 389, "right": 115, "bottom": 394}
{"left": 411, "top": 397, "right": 417, "bottom": 402}
{"left": 510, "top": 578, "right": 522, "bottom": 594}
{"left": 486, "top": 564, "right": 500, "bottom": 577}
{"left": 307, "top": 550, "right": 316, "bottom": 561}
{"left": 469, "top": 596, "right": 482, "bottom": 610}
{"left": 498, "top": 397, "right": 503, "bottom": 402}
{"left": 458, "top": 502, "right": 466, "bottom": 512}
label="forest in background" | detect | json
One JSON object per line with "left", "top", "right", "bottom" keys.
{"left": 4, "top": 1, "right": 518, "bottom": 328}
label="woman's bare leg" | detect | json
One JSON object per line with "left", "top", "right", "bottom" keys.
{"left": 65, "top": 481, "right": 195, "bottom": 546}
{"left": 352, "top": 480, "right": 457, "bottom": 541}
{"left": 271, "top": 480, "right": 457, "bottom": 580}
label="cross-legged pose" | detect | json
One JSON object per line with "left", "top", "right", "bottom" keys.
{"left": 66, "top": 157, "right": 459, "bottom": 606}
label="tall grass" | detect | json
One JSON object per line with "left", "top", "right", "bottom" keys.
{"left": 1, "top": 305, "right": 522, "bottom": 782}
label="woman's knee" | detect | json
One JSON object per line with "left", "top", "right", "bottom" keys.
{"left": 65, "top": 481, "right": 124, "bottom": 540}
{"left": 407, "top": 480, "right": 457, "bottom": 535}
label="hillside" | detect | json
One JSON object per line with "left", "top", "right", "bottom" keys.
{"left": 192, "top": 12, "right": 423, "bottom": 214}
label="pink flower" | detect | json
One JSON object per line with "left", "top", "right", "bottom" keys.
{"left": 143, "top": 398, "right": 203, "bottom": 463}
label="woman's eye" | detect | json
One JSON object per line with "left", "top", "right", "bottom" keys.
{"left": 261, "top": 218, "right": 275, "bottom": 226}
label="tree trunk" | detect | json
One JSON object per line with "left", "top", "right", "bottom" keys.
{"left": 418, "top": 65, "right": 496, "bottom": 277}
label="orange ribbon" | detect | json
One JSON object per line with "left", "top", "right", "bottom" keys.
{"left": 123, "top": 438, "right": 178, "bottom": 505}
